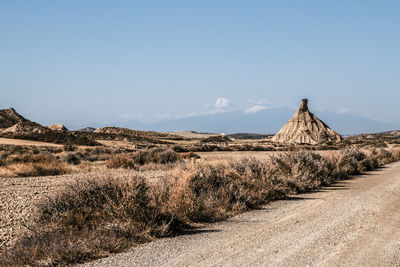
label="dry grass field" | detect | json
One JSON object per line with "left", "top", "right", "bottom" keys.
{"left": 0, "top": 137, "right": 63, "bottom": 147}
{"left": 0, "top": 130, "right": 400, "bottom": 265}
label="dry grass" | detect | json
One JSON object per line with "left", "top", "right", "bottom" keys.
{"left": 106, "top": 154, "right": 136, "bottom": 169}
{"left": 105, "top": 148, "right": 181, "bottom": 170}
{"left": 1, "top": 147, "right": 400, "bottom": 265}
{"left": 1, "top": 153, "right": 70, "bottom": 177}
{"left": 132, "top": 148, "right": 180, "bottom": 165}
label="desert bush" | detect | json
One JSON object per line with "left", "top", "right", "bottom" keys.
{"left": 269, "top": 151, "right": 335, "bottom": 193}
{"left": 1, "top": 153, "right": 70, "bottom": 177}
{"left": 201, "top": 135, "right": 232, "bottom": 143}
{"left": 164, "top": 158, "right": 285, "bottom": 222}
{"left": 106, "top": 154, "right": 136, "bottom": 169}
{"left": 13, "top": 161, "right": 69, "bottom": 177}
{"left": 172, "top": 144, "right": 189, "bottom": 153}
{"left": 0, "top": 175, "right": 185, "bottom": 266}
{"left": 63, "top": 144, "right": 77, "bottom": 152}
{"left": 8, "top": 153, "right": 56, "bottom": 164}
{"left": 180, "top": 152, "right": 201, "bottom": 159}
{"left": 334, "top": 148, "right": 367, "bottom": 177}
{"left": 132, "top": 148, "right": 180, "bottom": 165}
{"left": 375, "top": 148, "right": 394, "bottom": 165}
{"left": 391, "top": 147, "right": 400, "bottom": 161}
{"left": 61, "top": 153, "right": 81, "bottom": 165}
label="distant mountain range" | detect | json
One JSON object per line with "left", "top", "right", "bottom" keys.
{"left": 76, "top": 107, "right": 400, "bottom": 135}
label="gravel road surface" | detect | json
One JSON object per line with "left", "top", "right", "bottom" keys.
{"left": 85, "top": 161, "right": 400, "bottom": 266}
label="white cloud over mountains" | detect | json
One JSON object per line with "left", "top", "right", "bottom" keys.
{"left": 244, "top": 105, "right": 267, "bottom": 114}
{"left": 214, "top": 97, "right": 230, "bottom": 109}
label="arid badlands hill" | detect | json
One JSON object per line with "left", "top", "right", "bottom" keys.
{"left": 0, "top": 108, "right": 98, "bottom": 146}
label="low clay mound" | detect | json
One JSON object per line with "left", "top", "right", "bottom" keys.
{"left": 201, "top": 134, "right": 232, "bottom": 143}
{"left": 229, "top": 133, "right": 273, "bottom": 140}
{"left": 95, "top": 127, "right": 179, "bottom": 139}
{"left": 272, "top": 99, "right": 343, "bottom": 145}
{"left": 90, "top": 127, "right": 180, "bottom": 144}
{"left": 94, "top": 127, "right": 131, "bottom": 135}
{"left": 391, "top": 131, "right": 400, "bottom": 136}
{"left": 47, "top": 123, "right": 68, "bottom": 132}
{"left": 77, "top": 127, "right": 96, "bottom": 133}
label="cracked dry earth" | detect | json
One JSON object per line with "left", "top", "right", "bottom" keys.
{"left": 85, "top": 162, "right": 400, "bottom": 267}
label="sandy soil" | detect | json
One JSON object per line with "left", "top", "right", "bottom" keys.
{"left": 84, "top": 161, "right": 400, "bottom": 267}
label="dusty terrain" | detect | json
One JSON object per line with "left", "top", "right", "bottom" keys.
{"left": 0, "top": 174, "right": 69, "bottom": 248}
{"left": 84, "top": 161, "right": 400, "bottom": 266}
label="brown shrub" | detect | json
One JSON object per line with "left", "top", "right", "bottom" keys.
{"left": 391, "top": 147, "right": 400, "bottom": 161}
{"left": 63, "top": 144, "right": 77, "bottom": 152}
{"left": 1, "top": 175, "right": 186, "bottom": 266}
{"left": 269, "top": 151, "right": 335, "bottom": 193}
{"left": 132, "top": 148, "right": 180, "bottom": 165}
{"left": 12, "top": 161, "right": 69, "bottom": 177}
{"left": 374, "top": 148, "right": 394, "bottom": 165}
{"left": 334, "top": 148, "right": 367, "bottom": 177}
{"left": 180, "top": 152, "right": 201, "bottom": 159}
{"left": 61, "top": 152, "right": 81, "bottom": 165}
{"left": 106, "top": 154, "right": 136, "bottom": 169}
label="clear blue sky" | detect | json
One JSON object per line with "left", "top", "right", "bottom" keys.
{"left": 1, "top": 1, "right": 399, "bottom": 128}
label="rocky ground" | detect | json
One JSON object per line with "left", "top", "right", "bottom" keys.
{"left": 0, "top": 174, "right": 69, "bottom": 249}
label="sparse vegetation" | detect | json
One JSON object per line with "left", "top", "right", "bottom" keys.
{"left": 61, "top": 152, "right": 81, "bottom": 165}
{"left": 106, "top": 154, "right": 136, "bottom": 169}
{"left": 2, "top": 146, "right": 400, "bottom": 265}
{"left": 132, "top": 148, "right": 180, "bottom": 165}
{"left": 0, "top": 152, "right": 71, "bottom": 177}
{"left": 1, "top": 175, "right": 186, "bottom": 266}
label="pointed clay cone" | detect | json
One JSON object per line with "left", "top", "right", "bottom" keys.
{"left": 272, "top": 99, "right": 342, "bottom": 144}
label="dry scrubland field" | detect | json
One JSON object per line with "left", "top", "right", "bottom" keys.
{"left": 0, "top": 129, "right": 400, "bottom": 265}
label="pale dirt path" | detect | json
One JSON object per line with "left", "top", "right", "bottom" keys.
{"left": 85, "top": 161, "right": 400, "bottom": 267}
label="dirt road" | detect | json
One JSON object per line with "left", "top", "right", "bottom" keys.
{"left": 0, "top": 137, "right": 62, "bottom": 147}
{"left": 85, "top": 161, "right": 400, "bottom": 266}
